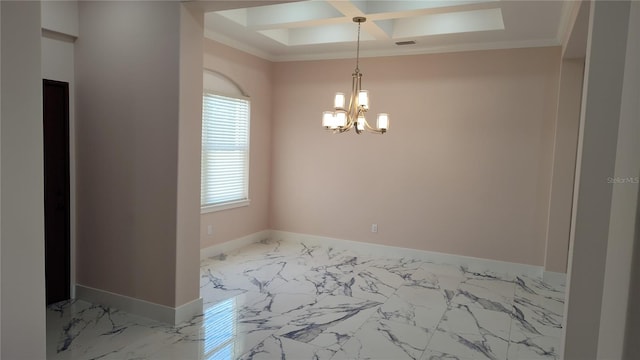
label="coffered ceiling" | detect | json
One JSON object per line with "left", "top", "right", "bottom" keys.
{"left": 203, "top": 0, "right": 577, "bottom": 61}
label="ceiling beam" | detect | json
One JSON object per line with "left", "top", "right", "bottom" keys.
{"left": 326, "top": 0, "right": 391, "bottom": 40}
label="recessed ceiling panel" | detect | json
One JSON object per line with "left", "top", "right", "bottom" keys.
{"left": 261, "top": 23, "right": 376, "bottom": 46}
{"left": 372, "top": 19, "right": 394, "bottom": 38}
{"left": 223, "top": 1, "right": 343, "bottom": 30}
{"left": 352, "top": 0, "right": 499, "bottom": 15}
{"left": 258, "top": 29, "right": 290, "bottom": 45}
{"left": 393, "top": 8, "right": 505, "bottom": 39}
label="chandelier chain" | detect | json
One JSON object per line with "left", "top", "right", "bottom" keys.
{"left": 355, "top": 20, "right": 361, "bottom": 73}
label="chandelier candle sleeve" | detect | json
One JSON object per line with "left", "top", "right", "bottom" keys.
{"left": 358, "top": 90, "right": 369, "bottom": 109}
{"left": 336, "top": 111, "right": 347, "bottom": 127}
{"left": 321, "top": 16, "right": 389, "bottom": 135}
{"left": 334, "top": 93, "right": 346, "bottom": 109}
{"left": 357, "top": 115, "right": 366, "bottom": 132}
{"left": 377, "top": 113, "right": 389, "bottom": 130}
{"left": 322, "top": 111, "right": 335, "bottom": 128}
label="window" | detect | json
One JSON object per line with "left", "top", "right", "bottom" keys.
{"left": 201, "top": 91, "right": 250, "bottom": 212}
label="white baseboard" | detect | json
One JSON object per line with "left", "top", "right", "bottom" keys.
{"left": 270, "top": 230, "right": 544, "bottom": 280}
{"left": 543, "top": 271, "right": 567, "bottom": 288}
{"left": 76, "top": 284, "right": 203, "bottom": 325}
{"left": 174, "top": 297, "right": 204, "bottom": 324}
{"left": 200, "top": 229, "right": 549, "bottom": 281}
{"left": 200, "top": 230, "right": 271, "bottom": 260}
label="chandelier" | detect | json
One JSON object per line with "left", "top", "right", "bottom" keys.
{"left": 322, "top": 17, "right": 389, "bottom": 134}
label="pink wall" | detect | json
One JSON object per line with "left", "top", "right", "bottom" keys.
{"left": 76, "top": 2, "right": 200, "bottom": 308}
{"left": 270, "top": 47, "right": 561, "bottom": 266}
{"left": 200, "top": 39, "right": 273, "bottom": 248}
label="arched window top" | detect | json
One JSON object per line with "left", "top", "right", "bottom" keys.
{"left": 203, "top": 69, "right": 248, "bottom": 98}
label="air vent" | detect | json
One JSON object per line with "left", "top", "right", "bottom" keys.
{"left": 395, "top": 40, "right": 416, "bottom": 46}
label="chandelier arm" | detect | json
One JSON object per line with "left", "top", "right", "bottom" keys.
{"left": 363, "top": 117, "right": 374, "bottom": 130}
{"left": 363, "top": 119, "right": 384, "bottom": 134}
{"left": 346, "top": 73, "right": 359, "bottom": 126}
{"left": 349, "top": 102, "right": 356, "bottom": 124}
{"left": 337, "top": 127, "right": 349, "bottom": 133}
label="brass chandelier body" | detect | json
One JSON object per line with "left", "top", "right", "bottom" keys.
{"left": 322, "top": 17, "right": 389, "bottom": 134}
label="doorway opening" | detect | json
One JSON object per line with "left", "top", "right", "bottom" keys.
{"left": 43, "top": 79, "right": 71, "bottom": 305}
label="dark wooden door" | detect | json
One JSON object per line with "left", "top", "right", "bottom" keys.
{"left": 43, "top": 79, "right": 71, "bottom": 305}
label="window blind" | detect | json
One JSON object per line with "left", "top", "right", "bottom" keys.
{"left": 201, "top": 93, "right": 250, "bottom": 208}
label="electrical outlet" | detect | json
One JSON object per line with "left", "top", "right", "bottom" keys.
{"left": 371, "top": 224, "right": 378, "bottom": 233}
{"left": 207, "top": 225, "right": 213, "bottom": 235}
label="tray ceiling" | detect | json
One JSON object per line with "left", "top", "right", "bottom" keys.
{"left": 203, "top": 0, "right": 576, "bottom": 61}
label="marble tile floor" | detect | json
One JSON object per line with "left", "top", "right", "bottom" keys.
{"left": 47, "top": 239, "right": 566, "bottom": 360}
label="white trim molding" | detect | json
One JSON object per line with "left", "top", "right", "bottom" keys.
{"left": 201, "top": 230, "right": 272, "bottom": 260}
{"left": 76, "top": 285, "right": 203, "bottom": 325}
{"left": 201, "top": 199, "right": 251, "bottom": 214}
{"left": 557, "top": 0, "right": 583, "bottom": 50}
{"left": 270, "top": 230, "right": 544, "bottom": 280}
{"left": 204, "top": 230, "right": 547, "bottom": 280}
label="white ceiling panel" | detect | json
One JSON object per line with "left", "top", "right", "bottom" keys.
{"left": 391, "top": 8, "right": 505, "bottom": 39}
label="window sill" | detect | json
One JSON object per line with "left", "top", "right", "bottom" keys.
{"left": 201, "top": 199, "right": 250, "bottom": 214}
